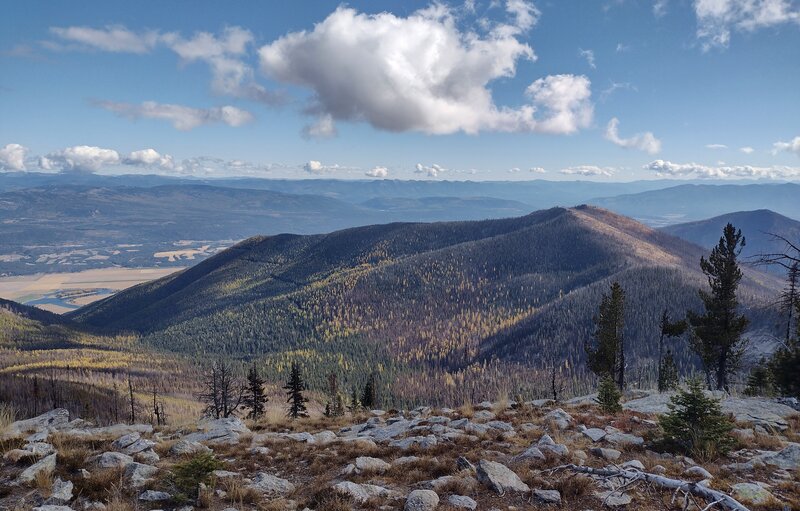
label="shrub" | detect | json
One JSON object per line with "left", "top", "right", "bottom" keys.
{"left": 658, "top": 378, "right": 734, "bottom": 459}
{"left": 595, "top": 377, "right": 622, "bottom": 414}
{"left": 744, "top": 358, "right": 776, "bottom": 397}
{"left": 170, "top": 452, "right": 223, "bottom": 498}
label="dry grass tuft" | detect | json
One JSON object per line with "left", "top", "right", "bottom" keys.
{"left": 553, "top": 473, "right": 594, "bottom": 501}
{"left": 222, "top": 478, "right": 262, "bottom": 506}
{"left": 302, "top": 487, "right": 355, "bottom": 511}
{"left": 33, "top": 469, "right": 53, "bottom": 494}
{"left": 73, "top": 467, "right": 125, "bottom": 502}
{"left": 0, "top": 403, "right": 16, "bottom": 432}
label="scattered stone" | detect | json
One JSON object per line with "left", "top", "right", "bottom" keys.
{"left": 390, "top": 435, "right": 437, "bottom": 450}
{"left": 138, "top": 490, "right": 171, "bottom": 502}
{"left": 96, "top": 452, "right": 134, "bottom": 469}
{"left": 476, "top": 460, "right": 530, "bottom": 495}
{"left": 621, "top": 460, "right": 645, "bottom": 471}
{"left": 731, "top": 483, "right": 777, "bottom": 506}
{"left": 762, "top": 443, "right": 800, "bottom": 470}
{"left": 247, "top": 473, "right": 295, "bottom": 495}
{"left": 6, "top": 409, "right": 69, "bottom": 436}
{"left": 472, "top": 410, "right": 496, "bottom": 422}
{"left": 184, "top": 417, "right": 250, "bottom": 444}
{"left": 455, "top": 456, "right": 475, "bottom": 472}
{"left": 170, "top": 440, "right": 211, "bottom": 456}
{"left": 47, "top": 478, "right": 74, "bottom": 504}
{"left": 124, "top": 462, "right": 158, "bottom": 488}
{"left": 404, "top": 489, "right": 439, "bottom": 511}
{"left": 533, "top": 489, "right": 561, "bottom": 504}
{"left": 447, "top": 495, "right": 477, "bottom": 510}
{"left": 333, "top": 481, "right": 399, "bottom": 503}
{"left": 590, "top": 447, "right": 621, "bottom": 461}
{"left": 312, "top": 430, "right": 337, "bottom": 444}
{"left": 684, "top": 466, "right": 713, "bottom": 479}
{"left": 212, "top": 470, "right": 239, "bottom": 479}
{"left": 596, "top": 490, "right": 633, "bottom": 507}
{"left": 355, "top": 456, "right": 391, "bottom": 474}
{"left": 537, "top": 434, "right": 569, "bottom": 457}
{"left": 543, "top": 409, "right": 573, "bottom": 430}
{"left": 581, "top": 427, "right": 607, "bottom": 442}
{"left": 513, "top": 445, "right": 545, "bottom": 462}
{"left": 18, "top": 453, "right": 57, "bottom": 484}
{"left": 135, "top": 449, "right": 159, "bottom": 464}
{"left": 32, "top": 506, "right": 74, "bottom": 511}
{"left": 651, "top": 465, "right": 666, "bottom": 474}
{"left": 604, "top": 427, "right": 644, "bottom": 447}
{"left": 394, "top": 456, "right": 421, "bottom": 466}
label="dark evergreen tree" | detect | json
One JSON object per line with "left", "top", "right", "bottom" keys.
{"left": 585, "top": 282, "right": 626, "bottom": 389}
{"left": 349, "top": 387, "right": 360, "bottom": 414}
{"left": 596, "top": 376, "right": 622, "bottom": 414}
{"left": 687, "top": 223, "right": 748, "bottom": 392}
{"left": 324, "top": 372, "right": 344, "bottom": 417}
{"left": 659, "top": 378, "right": 735, "bottom": 459}
{"left": 743, "top": 358, "right": 775, "bottom": 397}
{"left": 780, "top": 262, "right": 800, "bottom": 343}
{"left": 361, "top": 372, "right": 377, "bottom": 409}
{"left": 244, "top": 363, "right": 267, "bottom": 420}
{"left": 658, "top": 349, "right": 680, "bottom": 392}
{"left": 283, "top": 363, "right": 308, "bottom": 419}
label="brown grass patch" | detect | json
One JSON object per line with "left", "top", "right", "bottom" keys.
{"left": 72, "top": 467, "right": 125, "bottom": 502}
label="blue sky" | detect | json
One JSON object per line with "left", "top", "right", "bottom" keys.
{"left": 0, "top": 0, "right": 798, "bottom": 181}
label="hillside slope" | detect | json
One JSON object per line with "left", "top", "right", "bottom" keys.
{"left": 661, "top": 210, "right": 800, "bottom": 271}
{"left": 70, "top": 207, "right": 782, "bottom": 400}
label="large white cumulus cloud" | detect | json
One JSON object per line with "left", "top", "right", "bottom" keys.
{"left": 123, "top": 148, "right": 175, "bottom": 169}
{"left": 0, "top": 143, "right": 29, "bottom": 171}
{"left": 258, "top": 4, "right": 592, "bottom": 135}
{"left": 41, "top": 145, "right": 120, "bottom": 173}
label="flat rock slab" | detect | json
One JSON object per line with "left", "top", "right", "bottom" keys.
{"left": 476, "top": 460, "right": 530, "bottom": 495}
{"left": 246, "top": 473, "right": 295, "bottom": 495}
{"left": 334, "top": 481, "right": 399, "bottom": 503}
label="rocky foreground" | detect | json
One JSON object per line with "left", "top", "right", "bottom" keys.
{"left": 1, "top": 392, "right": 798, "bottom": 511}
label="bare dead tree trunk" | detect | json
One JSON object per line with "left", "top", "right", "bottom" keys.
{"left": 128, "top": 375, "right": 136, "bottom": 424}
{"left": 550, "top": 464, "right": 750, "bottom": 511}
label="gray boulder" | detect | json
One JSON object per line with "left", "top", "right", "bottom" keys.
{"left": 590, "top": 447, "right": 621, "bottom": 461}
{"left": 447, "top": 495, "right": 477, "bottom": 510}
{"left": 333, "top": 481, "right": 399, "bottom": 503}
{"left": 404, "top": 489, "right": 439, "bottom": 511}
{"left": 537, "top": 434, "right": 569, "bottom": 457}
{"left": 46, "top": 477, "right": 74, "bottom": 504}
{"left": 138, "top": 490, "right": 171, "bottom": 501}
{"left": 124, "top": 462, "right": 158, "bottom": 488}
{"left": 184, "top": 417, "right": 250, "bottom": 444}
{"left": 731, "top": 483, "right": 776, "bottom": 506}
{"left": 96, "top": 451, "right": 134, "bottom": 469}
{"left": 762, "top": 443, "right": 800, "bottom": 470}
{"left": 246, "top": 473, "right": 295, "bottom": 495}
{"left": 355, "top": 456, "right": 391, "bottom": 474}
{"left": 6, "top": 409, "right": 70, "bottom": 437}
{"left": 543, "top": 409, "right": 573, "bottom": 430}
{"left": 18, "top": 453, "right": 57, "bottom": 484}
{"left": 533, "top": 489, "right": 561, "bottom": 504}
{"left": 476, "top": 460, "right": 530, "bottom": 495}
{"left": 581, "top": 427, "right": 607, "bottom": 442}
{"left": 169, "top": 439, "right": 211, "bottom": 456}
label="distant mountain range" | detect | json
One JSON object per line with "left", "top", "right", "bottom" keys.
{"left": 662, "top": 210, "right": 800, "bottom": 273}
{"left": 588, "top": 183, "right": 800, "bottom": 226}
{"left": 70, "top": 206, "right": 783, "bottom": 402}
{"left": 1, "top": 173, "right": 798, "bottom": 275}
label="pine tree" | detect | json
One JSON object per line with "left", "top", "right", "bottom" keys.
{"left": 596, "top": 376, "right": 622, "bottom": 414}
{"left": 659, "top": 378, "right": 734, "bottom": 459}
{"left": 657, "top": 310, "right": 686, "bottom": 392}
{"left": 743, "top": 358, "right": 775, "bottom": 397}
{"left": 687, "top": 223, "right": 748, "bottom": 392}
{"left": 780, "top": 262, "right": 800, "bottom": 343}
{"left": 658, "top": 349, "right": 680, "bottom": 392}
{"left": 244, "top": 363, "right": 267, "bottom": 420}
{"left": 324, "top": 372, "right": 344, "bottom": 417}
{"left": 283, "top": 363, "right": 308, "bottom": 419}
{"left": 349, "top": 387, "right": 360, "bottom": 414}
{"left": 361, "top": 372, "right": 377, "bottom": 410}
{"left": 585, "top": 282, "right": 626, "bottom": 389}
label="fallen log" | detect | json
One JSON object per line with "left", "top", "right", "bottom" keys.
{"left": 550, "top": 464, "right": 750, "bottom": 511}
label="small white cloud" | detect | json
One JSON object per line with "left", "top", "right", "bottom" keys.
{"left": 653, "top": 0, "right": 668, "bottom": 17}
{"left": 302, "top": 114, "right": 337, "bottom": 139}
{"left": 508, "top": 167, "right": 521, "bottom": 173}
{"left": 705, "top": 143, "right": 728, "bottom": 149}
{"left": 304, "top": 160, "right": 324, "bottom": 174}
{"left": 43, "top": 145, "right": 120, "bottom": 173}
{"left": 578, "top": 48, "right": 596, "bottom": 69}
{"left": 49, "top": 25, "right": 162, "bottom": 53}
{"left": 529, "top": 166, "right": 546, "bottom": 173}
{"left": 739, "top": 146, "right": 755, "bottom": 154}
{"left": 615, "top": 42, "right": 630, "bottom": 52}
{"left": 560, "top": 165, "right": 614, "bottom": 177}
{"left": 122, "top": 148, "right": 175, "bottom": 169}
{"left": 94, "top": 100, "right": 254, "bottom": 130}
{"left": 365, "top": 166, "right": 389, "bottom": 178}
{"left": 415, "top": 163, "right": 445, "bottom": 177}
{"left": 645, "top": 159, "right": 800, "bottom": 179}
{"left": 604, "top": 117, "right": 661, "bottom": 154}
{"left": 0, "top": 143, "right": 28, "bottom": 171}
{"left": 773, "top": 136, "right": 800, "bottom": 156}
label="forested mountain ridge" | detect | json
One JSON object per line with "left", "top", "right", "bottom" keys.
{"left": 69, "top": 206, "right": 783, "bottom": 402}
